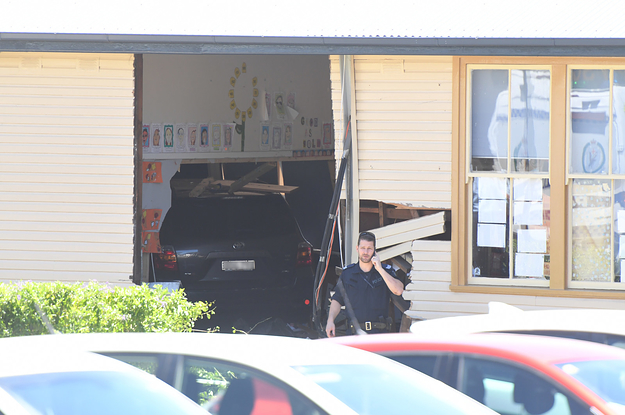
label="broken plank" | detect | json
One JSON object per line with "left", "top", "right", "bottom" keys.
{"left": 188, "top": 177, "right": 215, "bottom": 198}
{"left": 215, "top": 180, "right": 298, "bottom": 194}
{"left": 378, "top": 241, "right": 412, "bottom": 262}
{"left": 368, "top": 212, "right": 445, "bottom": 241}
{"left": 375, "top": 223, "right": 445, "bottom": 250}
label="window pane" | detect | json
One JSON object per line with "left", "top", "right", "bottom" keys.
{"left": 471, "top": 70, "right": 508, "bottom": 172}
{"left": 570, "top": 70, "right": 610, "bottom": 174}
{"left": 472, "top": 177, "right": 509, "bottom": 278}
{"left": 571, "top": 179, "right": 611, "bottom": 282}
{"left": 510, "top": 70, "right": 550, "bottom": 173}
{"left": 613, "top": 71, "right": 625, "bottom": 174}
{"left": 512, "top": 179, "right": 550, "bottom": 279}
{"left": 614, "top": 180, "right": 625, "bottom": 283}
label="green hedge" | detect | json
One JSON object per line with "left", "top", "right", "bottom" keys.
{"left": 0, "top": 281, "right": 211, "bottom": 337}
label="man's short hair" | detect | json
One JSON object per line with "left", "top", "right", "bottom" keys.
{"left": 358, "top": 231, "right": 376, "bottom": 248}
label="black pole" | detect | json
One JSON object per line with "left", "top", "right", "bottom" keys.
{"left": 312, "top": 117, "right": 351, "bottom": 334}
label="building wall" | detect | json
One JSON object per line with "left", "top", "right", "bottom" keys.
{"left": 330, "top": 55, "right": 452, "bottom": 208}
{"left": 0, "top": 52, "right": 136, "bottom": 284}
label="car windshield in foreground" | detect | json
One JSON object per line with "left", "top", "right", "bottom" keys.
{"left": 558, "top": 359, "right": 625, "bottom": 406}
{"left": 292, "top": 362, "right": 496, "bottom": 415}
{"left": 0, "top": 370, "right": 208, "bottom": 415}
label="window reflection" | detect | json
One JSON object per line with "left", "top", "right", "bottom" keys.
{"left": 612, "top": 71, "right": 625, "bottom": 174}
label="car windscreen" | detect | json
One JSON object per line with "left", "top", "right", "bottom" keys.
{"left": 0, "top": 370, "right": 208, "bottom": 415}
{"left": 557, "top": 359, "right": 625, "bottom": 406}
{"left": 292, "top": 362, "right": 497, "bottom": 415}
{"left": 163, "top": 196, "right": 299, "bottom": 241}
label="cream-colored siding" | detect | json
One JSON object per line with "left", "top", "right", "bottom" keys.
{"left": 330, "top": 56, "right": 452, "bottom": 208}
{"left": 405, "top": 241, "right": 625, "bottom": 321}
{"left": 0, "top": 53, "right": 135, "bottom": 284}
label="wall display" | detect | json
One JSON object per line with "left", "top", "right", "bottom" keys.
{"left": 150, "top": 123, "right": 162, "bottom": 153}
{"left": 199, "top": 124, "right": 210, "bottom": 151}
{"left": 223, "top": 123, "right": 235, "bottom": 152}
{"left": 272, "top": 124, "right": 282, "bottom": 150}
{"left": 211, "top": 123, "right": 222, "bottom": 151}
{"left": 229, "top": 62, "right": 257, "bottom": 151}
{"left": 174, "top": 123, "right": 187, "bottom": 152}
{"left": 260, "top": 123, "right": 270, "bottom": 151}
{"left": 142, "top": 125, "right": 150, "bottom": 152}
{"left": 283, "top": 122, "right": 293, "bottom": 150}
{"left": 187, "top": 123, "right": 198, "bottom": 152}
{"left": 322, "top": 122, "right": 333, "bottom": 149}
{"left": 142, "top": 209, "right": 163, "bottom": 231}
{"left": 141, "top": 231, "right": 161, "bottom": 253}
{"left": 142, "top": 161, "right": 162, "bottom": 183}
{"left": 163, "top": 124, "right": 174, "bottom": 152}
{"left": 274, "top": 92, "right": 286, "bottom": 120}
{"left": 287, "top": 92, "right": 296, "bottom": 109}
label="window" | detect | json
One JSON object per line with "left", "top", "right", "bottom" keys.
{"left": 455, "top": 58, "right": 625, "bottom": 294}
{"left": 467, "top": 66, "right": 551, "bottom": 286}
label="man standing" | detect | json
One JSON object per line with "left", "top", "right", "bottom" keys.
{"left": 326, "top": 232, "right": 404, "bottom": 337}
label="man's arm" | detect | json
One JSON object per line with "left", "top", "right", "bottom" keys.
{"left": 325, "top": 299, "right": 342, "bottom": 338}
{"left": 372, "top": 253, "right": 404, "bottom": 296}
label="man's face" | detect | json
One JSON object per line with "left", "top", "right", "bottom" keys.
{"left": 357, "top": 240, "right": 375, "bottom": 264}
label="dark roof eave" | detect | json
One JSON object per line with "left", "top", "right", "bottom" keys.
{"left": 2, "top": 33, "right": 625, "bottom": 56}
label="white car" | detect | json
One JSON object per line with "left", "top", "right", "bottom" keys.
{"left": 0, "top": 343, "right": 207, "bottom": 415}
{"left": 410, "top": 302, "right": 625, "bottom": 348}
{"left": 0, "top": 332, "right": 500, "bottom": 415}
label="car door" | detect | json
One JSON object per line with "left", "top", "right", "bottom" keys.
{"left": 454, "top": 355, "right": 594, "bottom": 415}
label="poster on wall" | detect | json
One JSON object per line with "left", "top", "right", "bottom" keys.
{"left": 142, "top": 209, "right": 163, "bottom": 231}
{"left": 150, "top": 123, "right": 162, "bottom": 153}
{"left": 142, "top": 161, "right": 162, "bottom": 183}
{"left": 260, "top": 123, "right": 270, "bottom": 151}
{"left": 274, "top": 92, "right": 286, "bottom": 120}
{"left": 322, "top": 122, "right": 333, "bottom": 149}
{"left": 142, "top": 125, "right": 150, "bottom": 153}
{"left": 223, "top": 123, "right": 235, "bottom": 152}
{"left": 287, "top": 92, "right": 296, "bottom": 109}
{"left": 141, "top": 231, "right": 161, "bottom": 253}
{"left": 174, "top": 123, "right": 187, "bottom": 152}
{"left": 263, "top": 91, "right": 271, "bottom": 120}
{"left": 211, "top": 123, "right": 222, "bottom": 151}
{"left": 187, "top": 123, "right": 198, "bottom": 152}
{"left": 272, "top": 124, "right": 282, "bottom": 150}
{"left": 199, "top": 124, "right": 210, "bottom": 152}
{"left": 163, "top": 124, "right": 174, "bottom": 153}
{"left": 283, "top": 122, "right": 293, "bottom": 150}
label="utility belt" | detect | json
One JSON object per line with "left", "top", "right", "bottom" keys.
{"left": 349, "top": 317, "right": 393, "bottom": 333}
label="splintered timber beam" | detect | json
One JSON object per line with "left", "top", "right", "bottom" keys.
{"left": 370, "top": 211, "right": 446, "bottom": 250}
{"left": 228, "top": 162, "right": 277, "bottom": 194}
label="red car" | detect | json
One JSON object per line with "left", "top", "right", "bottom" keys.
{"left": 325, "top": 333, "right": 625, "bottom": 415}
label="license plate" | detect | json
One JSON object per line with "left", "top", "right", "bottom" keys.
{"left": 222, "top": 260, "right": 255, "bottom": 271}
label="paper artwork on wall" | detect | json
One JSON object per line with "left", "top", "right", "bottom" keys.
{"left": 211, "top": 123, "right": 222, "bottom": 151}
{"left": 287, "top": 92, "right": 296, "bottom": 109}
{"left": 199, "top": 124, "right": 210, "bottom": 151}
{"left": 223, "top": 123, "right": 235, "bottom": 152}
{"left": 260, "top": 123, "right": 270, "bottom": 151}
{"left": 274, "top": 92, "right": 286, "bottom": 120}
{"left": 141, "top": 231, "right": 161, "bottom": 253}
{"left": 163, "top": 124, "right": 174, "bottom": 153}
{"left": 142, "top": 209, "right": 163, "bottom": 231}
{"left": 150, "top": 123, "right": 162, "bottom": 153}
{"left": 187, "top": 124, "right": 198, "bottom": 152}
{"left": 142, "top": 125, "right": 150, "bottom": 152}
{"left": 272, "top": 124, "right": 282, "bottom": 150}
{"left": 142, "top": 161, "right": 162, "bottom": 183}
{"left": 263, "top": 91, "right": 271, "bottom": 121}
{"left": 174, "top": 123, "right": 187, "bottom": 152}
{"left": 283, "top": 122, "right": 293, "bottom": 150}
{"left": 322, "top": 123, "right": 333, "bottom": 149}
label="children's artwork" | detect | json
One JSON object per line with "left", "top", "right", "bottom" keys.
{"left": 187, "top": 123, "right": 198, "bottom": 152}
{"left": 163, "top": 124, "right": 174, "bottom": 152}
{"left": 287, "top": 92, "right": 296, "bottom": 109}
{"left": 211, "top": 123, "right": 222, "bottom": 151}
{"left": 142, "top": 209, "right": 163, "bottom": 231}
{"left": 199, "top": 124, "right": 210, "bottom": 151}
{"left": 141, "top": 231, "right": 161, "bottom": 253}
{"left": 142, "top": 125, "right": 150, "bottom": 152}
{"left": 260, "top": 123, "right": 270, "bottom": 151}
{"left": 274, "top": 92, "right": 286, "bottom": 120}
{"left": 142, "top": 161, "right": 162, "bottom": 183}
{"left": 174, "top": 123, "right": 186, "bottom": 152}
{"left": 272, "top": 125, "right": 282, "bottom": 150}
{"left": 283, "top": 122, "right": 293, "bottom": 150}
{"left": 150, "top": 123, "right": 162, "bottom": 153}
{"left": 323, "top": 122, "right": 333, "bottom": 149}
{"left": 222, "top": 123, "right": 235, "bottom": 152}
{"left": 264, "top": 92, "right": 272, "bottom": 120}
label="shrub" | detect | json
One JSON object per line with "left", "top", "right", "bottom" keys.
{"left": 0, "top": 281, "right": 211, "bottom": 337}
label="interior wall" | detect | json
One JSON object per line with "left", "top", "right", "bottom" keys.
{"left": 142, "top": 54, "right": 333, "bottom": 158}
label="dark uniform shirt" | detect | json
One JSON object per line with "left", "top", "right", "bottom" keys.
{"left": 331, "top": 262, "right": 397, "bottom": 323}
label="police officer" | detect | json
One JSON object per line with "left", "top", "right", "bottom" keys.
{"left": 325, "top": 231, "right": 404, "bottom": 337}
